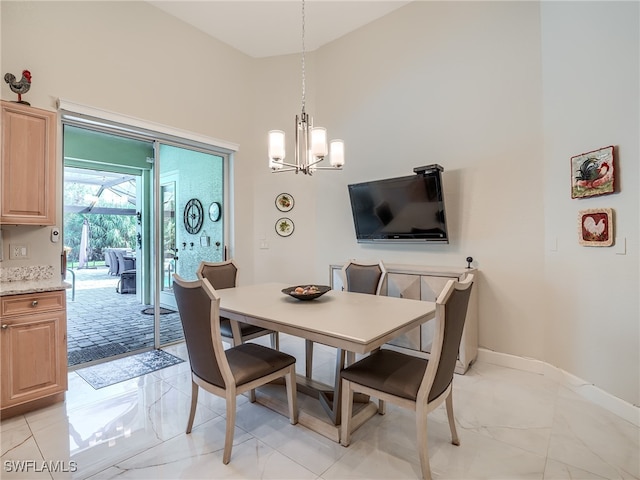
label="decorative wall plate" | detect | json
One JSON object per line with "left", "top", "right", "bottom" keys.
{"left": 571, "top": 145, "right": 615, "bottom": 199}
{"left": 183, "top": 198, "right": 204, "bottom": 234}
{"left": 275, "top": 217, "right": 294, "bottom": 237}
{"left": 275, "top": 193, "right": 294, "bottom": 212}
{"left": 578, "top": 208, "right": 613, "bottom": 246}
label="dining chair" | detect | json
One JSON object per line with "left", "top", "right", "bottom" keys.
{"left": 172, "top": 274, "right": 298, "bottom": 465}
{"left": 305, "top": 260, "right": 387, "bottom": 379}
{"left": 341, "top": 259, "right": 387, "bottom": 295}
{"left": 196, "top": 260, "right": 279, "bottom": 350}
{"left": 340, "top": 274, "right": 474, "bottom": 480}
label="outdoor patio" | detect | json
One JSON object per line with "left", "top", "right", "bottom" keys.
{"left": 65, "top": 266, "right": 184, "bottom": 368}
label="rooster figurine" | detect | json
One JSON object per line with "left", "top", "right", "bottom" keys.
{"left": 4, "top": 70, "right": 32, "bottom": 105}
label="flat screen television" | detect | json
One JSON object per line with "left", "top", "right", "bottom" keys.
{"left": 347, "top": 165, "right": 449, "bottom": 243}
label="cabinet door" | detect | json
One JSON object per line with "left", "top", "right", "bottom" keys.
{"left": 386, "top": 273, "right": 421, "bottom": 349}
{"left": 1, "top": 312, "right": 67, "bottom": 408}
{"left": 420, "top": 275, "right": 454, "bottom": 352}
{"left": 1, "top": 101, "right": 57, "bottom": 225}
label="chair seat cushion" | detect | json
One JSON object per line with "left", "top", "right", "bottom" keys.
{"left": 341, "top": 349, "right": 428, "bottom": 401}
{"left": 227, "top": 343, "right": 296, "bottom": 387}
{"left": 220, "top": 317, "right": 270, "bottom": 339}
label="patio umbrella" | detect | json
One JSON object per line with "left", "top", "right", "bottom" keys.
{"left": 78, "top": 219, "right": 90, "bottom": 269}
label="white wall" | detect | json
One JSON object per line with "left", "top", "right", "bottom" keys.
{"left": 2, "top": 1, "right": 638, "bottom": 406}
{"left": 313, "top": 1, "right": 548, "bottom": 364}
{"left": 540, "top": 1, "right": 639, "bottom": 405}
{"left": 253, "top": 1, "right": 639, "bottom": 405}
{"left": 0, "top": 0, "right": 258, "bottom": 279}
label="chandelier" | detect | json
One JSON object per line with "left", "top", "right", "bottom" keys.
{"left": 268, "top": 0, "right": 344, "bottom": 175}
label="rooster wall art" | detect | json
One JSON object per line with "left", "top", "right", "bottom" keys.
{"left": 4, "top": 70, "right": 32, "bottom": 105}
{"left": 578, "top": 208, "right": 613, "bottom": 246}
{"left": 570, "top": 145, "right": 615, "bottom": 199}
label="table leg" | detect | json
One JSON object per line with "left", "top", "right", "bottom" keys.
{"left": 318, "top": 348, "right": 369, "bottom": 425}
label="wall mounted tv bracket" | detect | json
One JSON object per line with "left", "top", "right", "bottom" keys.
{"left": 413, "top": 164, "right": 444, "bottom": 175}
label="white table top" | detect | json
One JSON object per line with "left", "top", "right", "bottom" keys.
{"left": 216, "top": 282, "right": 436, "bottom": 354}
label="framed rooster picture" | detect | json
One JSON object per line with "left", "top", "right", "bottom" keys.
{"left": 571, "top": 145, "right": 615, "bottom": 199}
{"left": 578, "top": 208, "right": 613, "bottom": 246}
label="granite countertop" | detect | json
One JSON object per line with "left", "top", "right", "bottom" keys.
{"left": 0, "top": 278, "right": 71, "bottom": 297}
{"left": 0, "top": 265, "right": 71, "bottom": 297}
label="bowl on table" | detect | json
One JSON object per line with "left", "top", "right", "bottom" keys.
{"left": 282, "top": 285, "right": 331, "bottom": 301}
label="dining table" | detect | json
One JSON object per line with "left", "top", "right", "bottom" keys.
{"left": 216, "top": 282, "right": 437, "bottom": 442}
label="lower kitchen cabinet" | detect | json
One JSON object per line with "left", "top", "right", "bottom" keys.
{"left": 1, "top": 290, "right": 68, "bottom": 418}
{"left": 330, "top": 262, "right": 478, "bottom": 373}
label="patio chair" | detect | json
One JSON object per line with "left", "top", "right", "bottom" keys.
{"left": 115, "top": 249, "right": 134, "bottom": 275}
{"left": 106, "top": 249, "right": 119, "bottom": 275}
{"left": 172, "top": 274, "right": 298, "bottom": 465}
{"left": 340, "top": 274, "right": 474, "bottom": 480}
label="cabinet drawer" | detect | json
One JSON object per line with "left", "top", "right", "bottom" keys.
{"left": 1, "top": 291, "right": 65, "bottom": 317}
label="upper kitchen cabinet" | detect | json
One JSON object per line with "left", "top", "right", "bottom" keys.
{"left": 1, "top": 100, "right": 57, "bottom": 225}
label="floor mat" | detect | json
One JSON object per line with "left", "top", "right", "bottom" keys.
{"left": 68, "top": 343, "right": 128, "bottom": 367}
{"left": 141, "top": 307, "right": 176, "bottom": 315}
{"left": 76, "top": 350, "right": 185, "bottom": 389}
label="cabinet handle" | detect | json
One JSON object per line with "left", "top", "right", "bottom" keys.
{"left": 1, "top": 324, "right": 7, "bottom": 329}
{"left": 31, "top": 300, "right": 39, "bottom": 307}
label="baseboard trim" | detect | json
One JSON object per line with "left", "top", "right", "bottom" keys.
{"left": 477, "top": 348, "right": 639, "bottom": 428}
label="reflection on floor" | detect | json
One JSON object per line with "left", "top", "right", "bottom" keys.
{"left": 1, "top": 335, "right": 638, "bottom": 479}
{"left": 66, "top": 267, "right": 183, "bottom": 366}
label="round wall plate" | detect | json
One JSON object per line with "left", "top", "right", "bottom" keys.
{"left": 275, "top": 217, "right": 294, "bottom": 237}
{"left": 275, "top": 193, "right": 294, "bottom": 212}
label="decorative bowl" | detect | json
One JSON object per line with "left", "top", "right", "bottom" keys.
{"left": 282, "top": 285, "right": 331, "bottom": 301}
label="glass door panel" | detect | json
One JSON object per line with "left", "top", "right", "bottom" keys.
{"left": 159, "top": 176, "right": 178, "bottom": 309}
{"left": 156, "top": 143, "right": 225, "bottom": 345}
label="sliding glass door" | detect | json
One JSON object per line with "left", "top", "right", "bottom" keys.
{"left": 155, "top": 143, "right": 226, "bottom": 342}
{"left": 61, "top": 112, "right": 231, "bottom": 363}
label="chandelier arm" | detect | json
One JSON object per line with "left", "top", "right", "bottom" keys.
{"left": 274, "top": 161, "right": 302, "bottom": 169}
{"left": 271, "top": 167, "right": 300, "bottom": 173}
{"left": 307, "top": 157, "right": 325, "bottom": 168}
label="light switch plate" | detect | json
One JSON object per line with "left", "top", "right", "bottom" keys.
{"left": 615, "top": 237, "right": 626, "bottom": 255}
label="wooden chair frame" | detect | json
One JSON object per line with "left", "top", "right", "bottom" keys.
{"left": 173, "top": 275, "right": 297, "bottom": 465}
{"left": 340, "top": 274, "right": 474, "bottom": 480}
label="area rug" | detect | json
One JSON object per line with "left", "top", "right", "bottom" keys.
{"left": 68, "top": 343, "right": 128, "bottom": 367}
{"left": 141, "top": 307, "right": 176, "bottom": 315}
{"left": 76, "top": 350, "right": 185, "bottom": 389}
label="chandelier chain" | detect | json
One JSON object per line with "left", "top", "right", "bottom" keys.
{"left": 301, "top": 0, "right": 306, "bottom": 114}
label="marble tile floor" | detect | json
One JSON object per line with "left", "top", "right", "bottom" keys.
{"left": 2, "top": 334, "right": 638, "bottom": 480}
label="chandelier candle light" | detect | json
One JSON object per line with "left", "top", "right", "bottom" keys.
{"left": 268, "top": 0, "right": 344, "bottom": 175}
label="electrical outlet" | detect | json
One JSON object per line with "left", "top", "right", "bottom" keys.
{"left": 9, "top": 243, "right": 29, "bottom": 260}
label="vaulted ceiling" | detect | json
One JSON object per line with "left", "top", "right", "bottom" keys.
{"left": 146, "top": 1, "right": 411, "bottom": 58}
